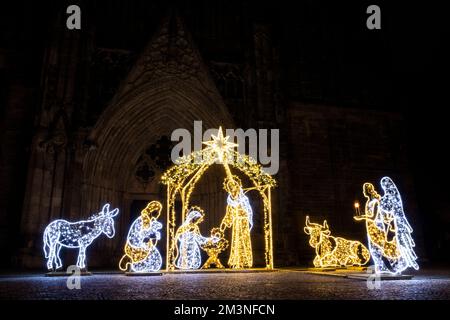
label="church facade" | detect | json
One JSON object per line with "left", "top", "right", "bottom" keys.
{"left": 0, "top": 1, "right": 422, "bottom": 269}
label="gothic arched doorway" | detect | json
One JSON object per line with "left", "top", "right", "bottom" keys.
{"left": 80, "top": 15, "right": 234, "bottom": 267}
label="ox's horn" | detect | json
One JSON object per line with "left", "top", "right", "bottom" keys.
{"left": 305, "top": 216, "right": 311, "bottom": 227}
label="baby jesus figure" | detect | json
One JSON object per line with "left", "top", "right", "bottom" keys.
{"left": 201, "top": 228, "right": 229, "bottom": 269}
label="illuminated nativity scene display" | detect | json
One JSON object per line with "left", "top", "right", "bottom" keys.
{"left": 41, "top": 130, "right": 420, "bottom": 278}
{"left": 162, "top": 127, "right": 276, "bottom": 271}
{"left": 90, "top": 127, "right": 276, "bottom": 274}
{"left": 5, "top": 0, "right": 450, "bottom": 304}
{"left": 41, "top": 128, "right": 419, "bottom": 280}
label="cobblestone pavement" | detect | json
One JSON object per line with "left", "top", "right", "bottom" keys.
{"left": 0, "top": 269, "right": 449, "bottom": 300}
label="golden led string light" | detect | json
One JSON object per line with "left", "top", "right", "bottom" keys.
{"left": 304, "top": 216, "right": 370, "bottom": 268}
{"left": 161, "top": 127, "right": 276, "bottom": 270}
{"left": 119, "top": 201, "right": 163, "bottom": 272}
{"left": 220, "top": 175, "right": 253, "bottom": 268}
{"left": 201, "top": 228, "right": 229, "bottom": 269}
{"left": 205, "top": 129, "right": 252, "bottom": 268}
{"left": 354, "top": 182, "right": 400, "bottom": 260}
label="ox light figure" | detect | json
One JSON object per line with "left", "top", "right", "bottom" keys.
{"left": 304, "top": 216, "right": 370, "bottom": 268}
{"left": 43, "top": 203, "right": 119, "bottom": 270}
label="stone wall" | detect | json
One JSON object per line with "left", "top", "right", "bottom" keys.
{"left": 0, "top": 4, "right": 426, "bottom": 270}
{"left": 278, "top": 102, "right": 424, "bottom": 266}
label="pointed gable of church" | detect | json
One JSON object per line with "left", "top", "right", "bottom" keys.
{"left": 82, "top": 13, "right": 234, "bottom": 219}
{"left": 107, "top": 13, "right": 232, "bottom": 124}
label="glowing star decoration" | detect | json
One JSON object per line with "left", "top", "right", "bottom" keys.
{"left": 161, "top": 127, "right": 276, "bottom": 271}
{"left": 354, "top": 177, "right": 419, "bottom": 274}
{"left": 119, "top": 201, "right": 163, "bottom": 272}
{"left": 202, "top": 127, "right": 238, "bottom": 163}
{"left": 304, "top": 216, "right": 370, "bottom": 268}
{"left": 43, "top": 203, "right": 119, "bottom": 270}
{"left": 205, "top": 128, "right": 253, "bottom": 268}
{"left": 174, "top": 207, "right": 213, "bottom": 270}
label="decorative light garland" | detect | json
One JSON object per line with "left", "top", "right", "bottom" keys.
{"left": 43, "top": 203, "right": 119, "bottom": 270}
{"left": 304, "top": 216, "right": 370, "bottom": 268}
{"left": 161, "top": 127, "right": 276, "bottom": 270}
{"left": 354, "top": 177, "right": 419, "bottom": 274}
{"left": 119, "top": 201, "right": 163, "bottom": 272}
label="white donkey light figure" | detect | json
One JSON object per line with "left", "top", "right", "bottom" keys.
{"left": 43, "top": 203, "right": 119, "bottom": 270}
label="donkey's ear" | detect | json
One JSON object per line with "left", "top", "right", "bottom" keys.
{"left": 102, "top": 203, "right": 110, "bottom": 215}
{"left": 109, "top": 208, "right": 119, "bottom": 217}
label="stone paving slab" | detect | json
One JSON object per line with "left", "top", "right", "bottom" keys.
{"left": 300, "top": 268, "right": 414, "bottom": 280}
{"left": 346, "top": 273, "right": 413, "bottom": 281}
{"left": 304, "top": 271, "right": 348, "bottom": 278}
{"left": 46, "top": 271, "right": 92, "bottom": 277}
{"left": 166, "top": 268, "right": 279, "bottom": 274}
{"left": 0, "top": 269, "right": 449, "bottom": 300}
{"left": 125, "top": 272, "right": 163, "bottom": 276}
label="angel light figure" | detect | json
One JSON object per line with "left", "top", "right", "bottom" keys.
{"left": 354, "top": 177, "right": 419, "bottom": 274}
{"left": 119, "top": 201, "right": 163, "bottom": 272}
{"left": 220, "top": 176, "right": 254, "bottom": 268}
{"left": 175, "top": 207, "right": 213, "bottom": 270}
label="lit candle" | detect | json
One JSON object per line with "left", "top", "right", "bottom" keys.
{"left": 354, "top": 201, "right": 360, "bottom": 216}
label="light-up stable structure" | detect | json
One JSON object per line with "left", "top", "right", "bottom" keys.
{"left": 161, "top": 127, "right": 276, "bottom": 270}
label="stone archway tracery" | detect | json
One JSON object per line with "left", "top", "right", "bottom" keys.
{"left": 79, "top": 15, "right": 234, "bottom": 264}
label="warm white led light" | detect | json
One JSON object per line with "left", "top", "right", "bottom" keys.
{"left": 220, "top": 176, "right": 254, "bottom": 268}
{"left": 304, "top": 216, "right": 370, "bottom": 268}
{"left": 161, "top": 127, "right": 276, "bottom": 271}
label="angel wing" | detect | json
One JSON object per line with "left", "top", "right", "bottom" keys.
{"left": 380, "top": 176, "right": 419, "bottom": 270}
